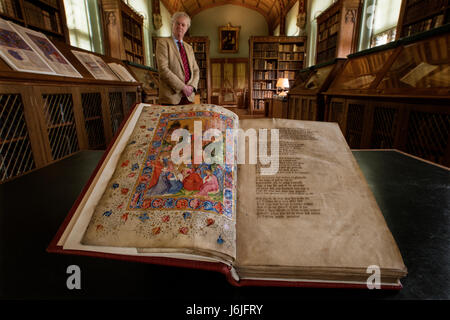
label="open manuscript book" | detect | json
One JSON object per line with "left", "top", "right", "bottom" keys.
{"left": 49, "top": 103, "right": 407, "bottom": 288}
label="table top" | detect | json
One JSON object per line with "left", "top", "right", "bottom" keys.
{"left": 0, "top": 149, "right": 448, "bottom": 304}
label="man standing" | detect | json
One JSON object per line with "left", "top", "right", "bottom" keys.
{"left": 156, "top": 12, "right": 199, "bottom": 105}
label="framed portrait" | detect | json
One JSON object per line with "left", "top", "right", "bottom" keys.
{"left": 219, "top": 23, "right": 240, "bottom": 53}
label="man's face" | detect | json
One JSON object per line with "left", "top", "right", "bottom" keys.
{"left": 172, "top": 16, "right": 189, "bottom": 40}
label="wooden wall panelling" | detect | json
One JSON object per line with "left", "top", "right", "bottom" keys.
{"left": 326, "top": 97, "right": 348, "bottom": 135}
{"left": 78, "top": 86, "right": 108, "bottom": 150}
{"left": 210, "top": 58, "right": 248, "bottom": 107}
{"left": 0, "top": 84, "right": 42, "bottom": 182}
{"left": 31, "top": 85, "right": 81, "bottom": 163}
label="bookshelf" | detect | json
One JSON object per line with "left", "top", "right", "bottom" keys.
{"left": 102, "top": 0, "right": 145, "bottom": 65}
{"left": 249, "top": 36, "right": 307, "bottom": 114}
{"left": 184, "top": 36, "right": 211, "bottom": 104}
{"left": 0, "top": 0, "right": 68, "bottom": 42}
{"left": 315, "top": 0, "right": 360, "bottom": 65}
{"left": 397, "top": 0, "right": 449, "bottom": 38}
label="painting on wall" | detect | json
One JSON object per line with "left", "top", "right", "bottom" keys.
{"left": 219, "top": 23, "right": 240, "bottom": 53}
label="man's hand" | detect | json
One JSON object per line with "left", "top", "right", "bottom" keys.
{"left": 182, "top": 85, "right": 194, "bottom": 97}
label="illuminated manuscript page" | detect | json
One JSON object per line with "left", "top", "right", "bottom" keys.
{"left": 63, "top": 104, "right": 238, "bottom": 263}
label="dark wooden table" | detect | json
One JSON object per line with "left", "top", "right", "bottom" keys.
{"left": 0, "top": 150, "right": 448, "bottom": 309}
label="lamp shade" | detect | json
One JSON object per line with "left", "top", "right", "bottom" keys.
{"left": 276, "top": 78, "right": 290, "bottom": 89}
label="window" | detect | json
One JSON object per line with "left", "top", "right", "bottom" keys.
{"left": 358, "top": 0, "right": 402, "bottom": 51}
{"left": 64, "top": 0, "right": 104, "bottom": 54}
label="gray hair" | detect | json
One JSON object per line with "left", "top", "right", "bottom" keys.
{"left": 171, "top": 12, "right": 191, "bottom": 28}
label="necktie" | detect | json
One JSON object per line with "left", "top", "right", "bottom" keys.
{"left": 177, "top": 41, "right": 191, "bottom": 83}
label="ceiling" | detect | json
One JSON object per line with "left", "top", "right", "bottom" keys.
{"left": 160, "top": 0, "right": 298, "bottom": 31}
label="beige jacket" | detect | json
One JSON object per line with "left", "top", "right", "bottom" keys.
{"left": 156, "top": 37, "right": 200, "bottom": 105}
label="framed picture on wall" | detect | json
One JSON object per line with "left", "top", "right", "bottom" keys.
{"left": 219, "top": 23, "right": 240, "bottom": 53}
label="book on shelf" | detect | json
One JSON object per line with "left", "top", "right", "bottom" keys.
{"left": 48, "top": 103, "right": 407, "bottom": 288}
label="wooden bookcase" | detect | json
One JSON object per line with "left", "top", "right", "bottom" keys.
{"left": 184, "top": 36, "right": 211, "bottom": 104}
{"left": 0, "top": 0, "right": 69, "bottom": 43}
{"left": 101, "top": 0, "right": 145, "bottom": 65}
{"left": 396, "top": 0, "right": 449, "bottom": 39}
{"left": 249, "top": 36, "right": 307, "bottom": 114}
{"left": 315, "top": 0, "right": 360, "bottom": 65}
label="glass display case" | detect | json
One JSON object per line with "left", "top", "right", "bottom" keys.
{"left": 327, "top": 42, "right": 400, "bottom": 92}
{"left": 323, "top": 26, "right": 450, "bottom": 167}
{"left": 287, "top": 58, "right": 346, "bottom": 121}
{"left": 378, "top": 31, "right": 450, "bottom": 95}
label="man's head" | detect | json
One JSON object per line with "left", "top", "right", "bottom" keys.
{"left": 171, "top": 12, "right": 191, "bottom": 40}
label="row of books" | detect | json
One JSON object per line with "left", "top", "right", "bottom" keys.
{"left": 253, "top": 43, "right": 279, "bottom": 51}
{"left": 196, "top": 59, "right": 207, "bottom": 68}
{"left": 318, "top": 23, "right": 340, "bottom": 42}
{"left": 23, "top": 1, "right": 62, "bottom": 34}
{"left": 278, "top": 71, "right": 296, "bottom": 80}
{"left": 126, "top": 52, "right": 144, "bottom": 65}
{"left": 253, "top": 81, "right": 276, "bottom": 90}
{"left": 253, "top": 43, "right": 305, "bottom": 52}
{"left": 317, "top": 47, "right": 337, "bottom": 64}
{"left": 319, "top": 12, "right": 340, "bottom": 31}
{"left": 0, "top": 0, "right": 20, "bottom": 17}
{"left": 252, "top": 90, "right": 274, "bottom": 99}
{"left": 403, "top": 0, "right": 447, "bottom": 25}
{"left": 279, "top": 61, "right": 302, "bottom": 70}
{"left": 191, "top": 43, "right": 206, "bottom": 52}
{"left": 317, "top": 34, "right": 338, "bottom": 52}
{"left": 253, "top": 70, "right": 277, "bottom": 80}
{"left": 253, "top": 51, "right": 279, "bottom": 59}
{"left": 122, "top": 15, "right": 142, "bottom": 40}
{"left": 279, "top": 52, "right": 304, "bottom": 61}
{"left": 124, "top": 37, "right": 143, "bottom": 55}
{"left": 198, "top": 79, "right": 206, "bottom": 89}
{"left": 32, "top": 0, "right": 59, "bottom": 8}
{"left": 278, "top": 44, "right": 305, "bottom": 52}
{"left": 194, "top": 52, "right": 206, "bottom": 60}
{"left": 403, "top": 14, "right": 446, "bottom": 37}
{"left": 253, "top": 60, "right": 277, "bottom": 70}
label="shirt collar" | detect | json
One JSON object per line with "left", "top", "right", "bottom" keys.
{"left": 173, "top": 36, "right": 183, "bottom": 45}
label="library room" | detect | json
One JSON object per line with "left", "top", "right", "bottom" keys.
{"left": 0, "top": 0, "right": 448, "bottom": 305}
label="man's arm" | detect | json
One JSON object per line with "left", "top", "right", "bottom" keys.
{"left": 155, "top": 39, "right": 186, "bottom": 93}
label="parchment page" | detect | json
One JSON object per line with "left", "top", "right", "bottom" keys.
{"left": 65, "top": 104, "right": 237, "bottom": 262}
{"left": 236, "top": 118, "right": 406, "bottom": 275}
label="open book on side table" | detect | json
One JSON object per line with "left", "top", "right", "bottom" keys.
{"left": 48, "top": 103, "right": 407, "bottom": 288}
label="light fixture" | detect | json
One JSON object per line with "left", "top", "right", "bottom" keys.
{"left": 276, "top": 78, "right": 290, "bottom": 96}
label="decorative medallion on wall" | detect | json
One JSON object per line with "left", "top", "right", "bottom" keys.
{"left": 152, "top": 0, "right": 162, "bottom": 30}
